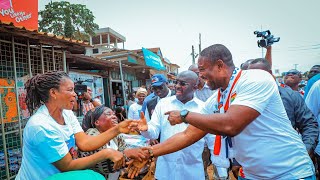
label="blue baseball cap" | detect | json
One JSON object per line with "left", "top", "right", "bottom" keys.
{"left": 151, "top": 74, "right": 167, "bottom": 87}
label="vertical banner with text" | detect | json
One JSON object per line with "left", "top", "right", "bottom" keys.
{"left": 0, "top": 0, "right": 38, "bottom": 30}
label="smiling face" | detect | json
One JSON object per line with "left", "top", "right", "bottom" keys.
{"left": 95, "top": 108, "right": 118, "bottom": 132}
{"left": 137, "top": 93, "right": 146, "bottom": 104}
{"left": 152, "top": 83, "right": 169, "bottom": 98}
{"left": 51, "top": 78, "right": 77, "bottom": 110}
{"left": 198, "top": 56, "right": 224, "bottom": 90}
{"left": 175, "top": 73, "right": 197, "bottom": 103}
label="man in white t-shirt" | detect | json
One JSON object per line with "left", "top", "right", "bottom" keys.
{"left": 142, "top": 44, "right": 315, "bottom": 180}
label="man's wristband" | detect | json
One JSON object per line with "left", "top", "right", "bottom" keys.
{"left": 89, "top": 99, "right": 94, "bottom": 103}
{"left": 122, "top": 152, "right": 130, "bottom": 162}
{"left": 148, "top": 149, "right": 155, "bottom": 162}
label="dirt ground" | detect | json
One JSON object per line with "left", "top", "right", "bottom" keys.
{"left": 207, "top": 165, "right": 237, "bottom": 180}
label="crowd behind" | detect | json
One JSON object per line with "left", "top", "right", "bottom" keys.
{"left": 15, "top": 43, "right": 320, "bottom": 180}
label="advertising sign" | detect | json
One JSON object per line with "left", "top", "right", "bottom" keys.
{"left": 142, "top": 47, "right": 166, "bottom": 71}
{"left": 0, "top": 0, "right": 38, "bottom": 30}
{"left": 0, "top": 78, "right": 18, "bottom": 124}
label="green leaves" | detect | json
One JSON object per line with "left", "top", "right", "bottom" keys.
{"left": 39, "top": 1, "right": 99, "bottom": 41}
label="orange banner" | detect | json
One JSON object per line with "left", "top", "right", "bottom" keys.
{"left": 0, "top": 0, "right": 38, "bottom": 30}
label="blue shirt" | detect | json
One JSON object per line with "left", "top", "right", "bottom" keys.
{"left": 305, "top": 74, "right": 320, "bottom": 99}
{"left": 141, "top": 92, "right": 155, "bottom": 113}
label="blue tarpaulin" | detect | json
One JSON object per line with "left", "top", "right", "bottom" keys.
{"left": 142, "top": 47, "right": 166, "bottom": 70}
{"left": 128, "top": 55, "right": 138, "bottom": 64}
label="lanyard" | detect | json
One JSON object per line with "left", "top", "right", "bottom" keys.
{"left": 213, "top": 68, "right": 242, "bottom": 156}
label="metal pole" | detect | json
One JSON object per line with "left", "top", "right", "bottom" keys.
{"left": 118, "top": 60, "right": 127, "bottom": 115}
{"left": 0, "top": 92, "right": 10, "bottom": 179}
{"left": 261, "top": 25, "right": 264, "bottom": 58}
{"left": 192, "top": 45, "right": 195, "bottom": 65}
{"left": 52, "top": 46, "right": 56, "bottom": 71}
{"left": 40, "top": 44, "right": 44, "bottom": 73}
{"left": 199, "top": 33, "right": 201, "bottom": 54}
{"left": 63, "top": 51, "right": 67, "bottom": 72}
{"left": 12, "top": 36, "right": 23, "bottom": 149}
{"left": 27, "top": 39, "right": 32, "bottom": 77}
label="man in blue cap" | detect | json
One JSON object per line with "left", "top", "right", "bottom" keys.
{"left": 145, "top": 74, "right": 174, "bottom": 122}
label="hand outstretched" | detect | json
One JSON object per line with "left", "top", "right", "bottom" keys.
{"left": 128, "top": 111, "right": 148, "bottom": 132}
{"left": 117, "top": 120, "right": 135, "bottom": 134}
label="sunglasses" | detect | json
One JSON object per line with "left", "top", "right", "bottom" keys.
{"left": 174, "top": 80, "right": 190, "bottom": 86}
{"left": 285, "top": 72, "right": 299, "bottom": 76}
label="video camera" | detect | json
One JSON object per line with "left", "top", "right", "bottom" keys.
{"left": 74, "top": 78, "right": 93, "bottom": 97}
{"left": 254, "top": 30, "right": 280, "bottom": 48}
{"left": 74, "top": 83, "right": 87, "bottom": 97}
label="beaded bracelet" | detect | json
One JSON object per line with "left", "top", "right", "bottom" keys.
{"left": 148, "top": 149, "right": 155, "bottom": 162}
{"left": 122, "top": 152, "right": 130, "bottom": 162}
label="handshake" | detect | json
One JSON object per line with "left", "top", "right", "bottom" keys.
{"left": 122, "top": 147, "right": 155, "bottom": 179}
{"left": 119, "top": 110, "right": 185, "bottom": 134}
{"left": 116, "top": 112, "right": 154, "bottom": 179}
{"left": 117, "top": 110, "right": 184, "bottom": 178}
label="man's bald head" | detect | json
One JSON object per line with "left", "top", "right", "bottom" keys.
{"left": 248, "top": 58, "right": 272, "bottom": 74}
{"left": 188, "top": 64, "right": 199, "bottom": 72}
{"left": 241, "top": 59, "right": 253, "bottom": 70}
{"left": 177, "top": 70, "right": 198, "bottom": 85}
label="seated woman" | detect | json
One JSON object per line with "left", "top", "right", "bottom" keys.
{"left": 16, "top": 71, "right": 137, "bottom": 180}
{"left": 79, "top": 105, "right": 148, "bottom": 180}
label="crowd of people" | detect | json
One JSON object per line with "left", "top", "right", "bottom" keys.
{"left": 16, "top": 43, "right": 319, "bottom": 180}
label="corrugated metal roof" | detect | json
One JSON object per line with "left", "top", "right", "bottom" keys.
{"left": 0, "top": 21, "right": 91, "bottom": 47}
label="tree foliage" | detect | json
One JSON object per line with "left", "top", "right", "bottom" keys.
{"left": 39, "top": 1, "right": 99, "bottom": 41}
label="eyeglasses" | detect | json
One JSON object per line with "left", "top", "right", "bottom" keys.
{"left": 174, "top": 80, "right": 190, "bottom": 86}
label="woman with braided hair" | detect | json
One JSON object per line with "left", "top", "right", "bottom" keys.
{"left": 79, "top": 105, "right": 148, "bottom": 180}
{"left": 16, "top": 71, "right": 137, "bottom": 180}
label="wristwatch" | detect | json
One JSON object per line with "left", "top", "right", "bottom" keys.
{"left": 89, "top": 99, "right": 94, "bottom": 103}
{"left": 180, "top": 109, "right": 189, "bottom": 124}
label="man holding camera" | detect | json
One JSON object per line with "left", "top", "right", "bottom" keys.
{"left": 81, "top": 87, "right": 102, "bottom": 115}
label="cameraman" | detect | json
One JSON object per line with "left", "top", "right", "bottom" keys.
{"left": 74, "top": 87, "right": 102, "bottom": 116}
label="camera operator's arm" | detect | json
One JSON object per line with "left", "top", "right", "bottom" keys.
{"left": 84, "top": 92, "right": 101, "bottom": 107}
{"left": 265, "top": 46, "right": 272, "bottom": 68}
{"left": 73, "top": 99, "right": 79, "bottom": 111}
